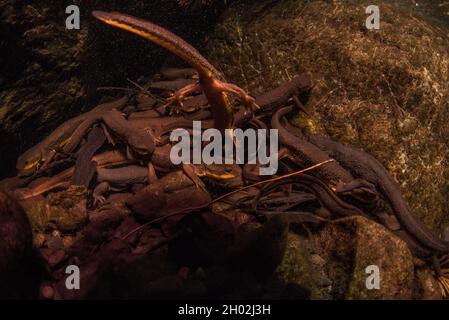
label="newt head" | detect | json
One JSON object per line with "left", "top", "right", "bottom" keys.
{"left": 195, "top": 163, "right": 243, "bottom": 188}
{"left": 91, "top": 10, "right": 223, "bottom": 79}
{"left": 92, "top": 11, "right": 147, "bottom": 38}
{"left": 16, "top": 150, "right": 45, "bottom": 175}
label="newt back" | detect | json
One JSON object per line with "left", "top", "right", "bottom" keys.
{"left": 92, "top": 11, "right": 224, "bottom": 81}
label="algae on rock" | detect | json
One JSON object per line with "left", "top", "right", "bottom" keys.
{"left": 315, "top": 216, "right": 414, "bottom": 299}
{"left": 276, "top": 232, "right": 321, "bottom": 299}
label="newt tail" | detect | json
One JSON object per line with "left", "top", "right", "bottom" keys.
{"left": 92, "top": 10, "right": 255, "bottom": 132}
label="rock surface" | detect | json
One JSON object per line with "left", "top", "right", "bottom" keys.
{"left": 277, "top": 216, "right": 420, "bottom": 299}
{"left": 315, "top": 216, "right": 414, "bottom": 299}
{"left": 21, "top": 185, "right": 89, "bottom": 233}
{"left": 206, "top": 0, "right": 449, "bottom": 233}
{"left": 276, "top": 232, "right": 320, "bottom": 298}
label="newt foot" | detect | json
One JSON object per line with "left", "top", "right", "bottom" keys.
{"left": 93, "top": 194, "right": 106, "bottom": 207}
{"left": 163, "top": 83, "right": 202, "bottom": 114}
{"left": 216, "top": 82, "right": 259, "bottom": 112}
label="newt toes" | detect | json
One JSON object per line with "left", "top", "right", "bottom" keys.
{"left": 17, "top": 150, "right": 134, "bottom": 200}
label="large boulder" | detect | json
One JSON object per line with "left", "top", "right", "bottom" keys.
{"left": 316, "top": 216, "right": 414, "bottom": 299}
{"left": 276, "top": 232, "right": 321, "bottom": 299}
{"left": 277, "top": 216, "right": 418, "bottom": 299}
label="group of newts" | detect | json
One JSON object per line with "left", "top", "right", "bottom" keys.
{"left": 1, "top": 11, "right": 449, "bottom": 298}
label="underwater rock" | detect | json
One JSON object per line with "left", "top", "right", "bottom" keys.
{"left": 413, "top": 265, "right": 442, "bottom": 300}
{"left": 0, "top": 192, "right": 34, "bottom": 298}
{"left": 229, "top": 214, "right": 290, "bottom": 278}
{"left": 315, "top": 216, "right": 414, "bottom": 299}
{"left": 22, "top": 185, "right": 89, "bottom": 233}
{"left": 206, "top": 0, "right": 449, "bottom": 233}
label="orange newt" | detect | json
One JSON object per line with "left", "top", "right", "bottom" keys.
{"left": 92, "top": 10, "right": 258, "bottom": 132}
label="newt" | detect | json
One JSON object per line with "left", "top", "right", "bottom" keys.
{"left": 180, "top": 94, "right": 209, "bottom": 113}
{"left": 253, "top": 174, "right": 365, "bottom": 218}
{"left": 255, "top": 74, "right": 312, "bottom": 113}
{"left": 150, "top": 144, "right": 241, "bottom": 187}
{"left": 129, "top": 115, "right": 213, "bottom": 138}
{"left": 72, "top": 126, "right": 106, "bottom": 187}
{"left": 92, "top": 11, "right": 258, "bottom": 133}
{"left": 126, "top": 170, "right": 212, "bottom": 223}
{"left": 16, "top": 150, "right": 135, "bottom": 200}
{"left": 62, "top": 109, "right": 156, "bottom": 157}
{"left": 16, "top": 96, "right": 128, "bottom": 175}
{"left": 242, "top": 147, "right": 296, "bottom": 183}
{"left": 271, "top": 106, "right": 354, "bottom": 186}
{"left": 128, "top": 110, "right": 163, "bottom": 120}
{"left": 307, "top": 134, "right": 449, "bottom": 255}
{"left": 93, "top": 165, "right": 149, "bottom": 204}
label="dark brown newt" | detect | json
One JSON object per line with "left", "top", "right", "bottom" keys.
{"left": 72, "top": 126, "right": 106, "bottom": 187}
{"left": 255, "top": 74, "right": 312, "bottom": 112}
{"left": 92, "top": 11, "right": 258, "bottom": 132}
{"left": 150, "top": 144, "right": 241, "bottom": 187}
{"left": 307, "top": 134, "right": 449, "bottom": 255}
{"left": 16, "top": 150, "right": 135, "bottom": 200}
{"left": 128, "top": 110, "right": 162, "bottom": 120}
{"left": 271, "top": 106, "right": 355, "bottom": 186}
{"left": 126, "top": 170, "right": 212, "bottom": 223}
{"left": 63, "top": 109, "right": 155, "bottom": 156}
{"left": 93, "top": 165, "right": 149, "bottom": 204}
{"left": 252, "top": 174, "right": 365, "bottom": 218}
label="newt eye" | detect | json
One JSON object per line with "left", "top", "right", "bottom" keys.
{"left": 36, "top": 160, "right": 43, "bottom": 170}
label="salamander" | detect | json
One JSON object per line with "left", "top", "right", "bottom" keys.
{"left": 255, "top": 74, "right": 312, "bottom": 112}
{"left": 307, "top": 134, "right": 449, "bottom": 255}
{"left": 93, "top": 165, "right": 149, "bottom": 204}
{"left": 63, "top": 109, "right": 155, "bottom": 157}
{"left": 16, "top": 96, "right": 128, "bottom": 175}
{"left": 16, "top": 150, "right": 134, "bottom": 200}
{"left": 72, "top": 126, "right": 106, "bottom": 187}
{"left": 271, "top": 106, "right": 355, "bottom": 186}
{"left": 92, "top": 10, "right": 257, "bottom": 133}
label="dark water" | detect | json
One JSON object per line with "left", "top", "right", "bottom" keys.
{"left": 399, "top": 0, "right": 449, "bottom": 28}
